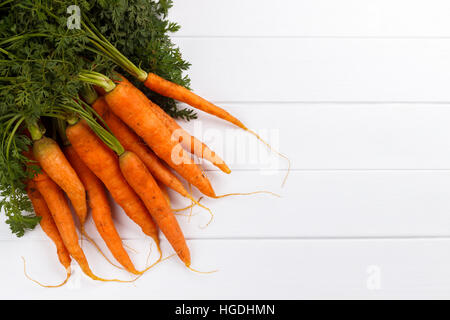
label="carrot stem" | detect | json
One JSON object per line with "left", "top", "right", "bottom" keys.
{"left": 27, "top": 121, "right": 43, "bottom": 141}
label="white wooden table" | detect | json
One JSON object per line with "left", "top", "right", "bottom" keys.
{"left": 2, "top": 0, "right": 450, "bottom": 299}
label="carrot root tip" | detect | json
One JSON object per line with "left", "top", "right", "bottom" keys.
{"left": 187, "top": 265, "right": 218, "bottom": 275}
{"left": 136, "top": 246, "right": 174, "bottom": 277}
{"left": 246, "top": 128, "right": 291, "bottom": 187}
{"left": 22, "top": 256, "right": 72, "bottom": 288}
{"left": 82, "top": 231, "right": 124, "bottom": 270}
{"left": 214, "top": 190, "right": 281, "bottom": 199}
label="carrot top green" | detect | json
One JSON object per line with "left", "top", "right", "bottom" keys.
{"left": 0, "top": 0, "right": 191, "bottom": 236}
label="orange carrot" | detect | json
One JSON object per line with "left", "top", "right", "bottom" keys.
{"left": 64, "top": 145, "right": 140, "bottom": 275}
{"left": 26, "top": 180, "right": 71, "bottom": 286}
{"left": 33, "top": 137, "right": 87, "bottom": 224}
{"left": 91, "top": 96, "right": 190, "bottom": 198}
{"left": 32, "top": 170, "right": 100, "bottom": 281}
{"left": 144, "top": 73, "right": 246, "bottom": 130}
{"left": 144, "top": 75, "right": 291, "bottom": 186}
{"left": 120, "top": 151, "right": 190, "bottom": 266}
{"left": 83, "top": 29, "right": 243, "bottom": 129}
{"left": 103, "top": 78, "right": 216, "bottom": 197}
{"left": 65, "top": 120, "right": 159, "bottom": 245}
{"left": 89, "top": 94, "right": 213, "bottom": 219}
{"left": 119, "top": 76, "right": 230, "bottom": 174}
{"left": 82, "top": 36, "right": 290, "bottom": 185}
{"left": 156, "top": 108, "right": 231, "bottom": 174}
{"left": 157, "top": 180, "right": 171, "bottom": 207}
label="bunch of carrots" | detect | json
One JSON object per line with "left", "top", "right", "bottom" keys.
{"left": 0, "top": 0, "right": 288, "bottom": 286}
{"left": 24, "top": 70, "right": 286, "bottom": 285}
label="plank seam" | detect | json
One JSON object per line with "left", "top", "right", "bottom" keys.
{"left": 4, "top": 236, "right": 450, "bottom": 241}
{"left": 202, "top": 169, "right": 450, "bottom": 172}
{"left": 206, "top": 101, "right": 450, "bottom": 105}
{"left": 173, "top": 35, "right": 450, "bottom": 40}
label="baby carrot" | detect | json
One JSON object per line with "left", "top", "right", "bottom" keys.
{"left": 120, "top": 76, "right": 230, "bottom": 174}
{"left": 90, "top": 95, "right": 190, "bottom": 198}
{"left": 83, "top": 32, "right": 290, "bottom": 185}
{"left": 80, "top": 71, "right": 216, "bottom": 196}
{"left": 32, "top": 170, "right": 101, "bottom": 281}
{"left": 144, "top": 72, "right": 246, "bottom": 129}
{"left": 120, "top": 151, "right": 190, "bottom": 266}
{"left": 94, "top": 75, "right": 215, "bottom": 197}
{"left": 26, "top": 180, "right": 71, "bottom": 287}
{"left": 65, "top": 119, "right": 160, "bottom": 245}
{"left": 64, "top": 145, "right": 140, "bottom": 275}
{"left": 33, "top": 137, "right": 87, "bottom": 224}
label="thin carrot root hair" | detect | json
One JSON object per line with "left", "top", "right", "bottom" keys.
{"left": 184, "top": 184, "right": 214, "bottom": 224}
{"left": 213, "top": 190, "right": 281, "bottom": 199}
{"left": 201, "top": 191, "right": 281, "bottom": 229}
{"left": 198, "top": 203, "right": 214, "bottom": 229}
{"left": 81, "top": 229, "right": 124, "bottom": 270}
{"left": 137, "top": 241, "right": 162, "bottom": 275}
{"left": 175, "top": 212, "right": 200, "bottom": 218}
{"left": 174, "top": 196, "right": 204, "bottom": 214}
{"left": 123, "top": 243, "right": 139, "bottom": 254}
{"left": 135, "top": 248, "right": 176, "bottom": 279}
{"left": 190, "top": 197, "right": 195, "bottom": 223}
{"left": 87, "top": 271, "right": 142, "bottom": 283}
{"left": 182, "top": 183, "right": 214, "bottom": 227}
{"left": 138, "top": 239, "right": 164, "bottom": 275}
{"left": 136, "top": 238, "right": 163, "bottom": 274}
{"left": 145, "top": 241, "right": 154, "bottom": 266}
{"left": 187, "top": 183, "right": 194, "bottom": 223}
{"left": 22, "top": 257, "right": 71, "bottom": 288}
{"left": 246, "top": 129, "right": 291, "bottom": 187}
{"left": 138, "top": 253, "right": 176, "bottom": 277}
{"left": 188, "top": 195, "right": 214, "bottom": 223}
{"left": 172, "top": 199, "right": 199, "bottom": 212}
{"left": 187, "top": 265, "right": 218, "bottom": 274}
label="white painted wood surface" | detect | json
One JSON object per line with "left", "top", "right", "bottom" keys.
{"left": 2, "top": 1, "right": 450, "bottom": 299}
{"left": 171, "top": 0, "right": 450, "bottom": 38}
{"left": 2, "top": 239, "right": 450, "bottom": 299}
{"left": 173, "top": 38, "right": 450, "bottom": 102}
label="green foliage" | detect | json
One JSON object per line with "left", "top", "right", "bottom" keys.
{"left": 0, "top": 0, "right": 192, "bottom": 236}
{"left": 0, "top": 125, "right": 40, "bottom": 237}
{"left": 0, "top": 1, "right": 91, "bottom": 236}
{"left": 86, "top": 0, "right": 196, "bottom": 120}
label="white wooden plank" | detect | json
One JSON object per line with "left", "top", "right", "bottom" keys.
{"left": 175, "top": 171, "right": 450, "bottom": 239}
{"left": 3, "top": 170, "right": 450, "bottom": 240}
{"left": 180, "top": 104, "right": 450, "bottom": 171}
{"left": 1, "top": 238, "right": 450, "bottom": 299}
{"left": 171, "top": 0, "right": 450, "bottom": 37}
{"left": 173, "top": 38, "right": 450, "bottom": 102}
